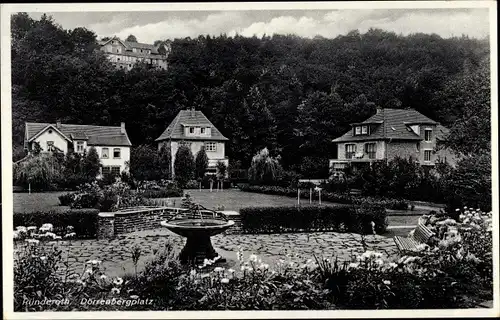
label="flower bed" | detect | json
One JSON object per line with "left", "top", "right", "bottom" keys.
{"left": 14, "top": 209, "right": 98, "bottom": 239}
{"left": 239, "top": 203, "right": 387, "bottom": 234}
{"left": 239, "top": 185, "right": 408, "bottom": 210}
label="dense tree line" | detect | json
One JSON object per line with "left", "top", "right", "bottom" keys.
{"left": 11, "top": 13, "right": 490, "bottom": 174}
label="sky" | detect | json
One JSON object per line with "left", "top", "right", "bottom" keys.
{"left": 27, "top": 8, "right": 490, "bottom": 44}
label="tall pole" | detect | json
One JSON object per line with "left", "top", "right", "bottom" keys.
{"left": 319, "top": 189, "right": 322, "bottom": 206}
{"left": 309, "top": 188, "right": 312, "bottom": 204}
{"left": 297, "top": 188, "right": 300, "bottom": 206}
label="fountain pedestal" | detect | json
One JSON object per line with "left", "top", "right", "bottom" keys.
{"left": 161, "top": 218, "right": 234, "bottom": 265}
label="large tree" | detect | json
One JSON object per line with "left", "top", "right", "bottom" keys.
{"left": 126, "top": 34, "right": 138, "bottom": 42}
{"left": 130, "top": 145, "right": 161, "bottom": 181}
{"left": 81, "top": 147, "right": 101, "bottom": 182}
{"left": 158, "top": 144, "right": 172, "bottom": 180}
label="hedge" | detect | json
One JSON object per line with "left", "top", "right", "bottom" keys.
{"left": 13, "top": 209, "right": 99, "bottom": 239}
{"left": 239, "top": 184, "right": 408, "bottom": 210}
{"left": 239, "top": 204, "right": 387, "bottom": 234}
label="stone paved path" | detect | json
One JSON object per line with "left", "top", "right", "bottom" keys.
{"left": 16, "top": 229, "right": 398, "bottom": 278}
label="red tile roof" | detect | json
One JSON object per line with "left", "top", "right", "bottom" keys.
{"left": 333, "top": 108, "right": 443, "bottom": 142}
{"left": 155, "top": 110, "right": 229, "bottom": 141}
{"left": 26, "top": 122, "right": 132, "bottom": 146}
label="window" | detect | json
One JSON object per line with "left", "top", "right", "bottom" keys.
{"left": 189, "top": 127, "right": 195, "bottom": 134}
{"left": 179, "top": 141, "right": 191, "bottom": 148}
{"left": 47, "top": 141, "right": 54, "bottom": 152}
{"left": 206, "top": 142, "right": 217, "bottom": 152}
{"left": 416, "top": 143, "right": 420, "bottom": 152}
{"left": 424, "top": 129, "right": 432, "bottom": 142}
{"left": 201, "top": 128, "right": 205, "bottom": 134}
{"left": 361, "top": 125, "right": 368, "bottom": 134}
{"left": 76, "top": 141, "right": 84, "bottom": 152}
{"left": 365, "top": 143, "right": 376, "bottom": 159}
{"left": 345, "top": 144, "right": 356, "bottom": 159}
{"left": 424, "top": 150, "right": 432, "bottom": 162}
{"left": 355, "top": 126, "right": 361, "bottom": 135}
{"left": 113, "top": 148, "right": 121, "bottom": 159}
{"left": 102, "top": 166, "right": 121, "bottom": 177}
{"left": 102, "top": 148, "right": 109, "bottom": 159}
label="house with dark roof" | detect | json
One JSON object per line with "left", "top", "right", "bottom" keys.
{"left": 24, "top": 121, "right": 132, "bottom": 177}
{"left": 330, "top": 107, "right": 457, "bottom": 173}
{"left": 156, "top": 108, "right": 229, "bottom": 177}
{"left": 98, "top": 37, "right": 171, "bottom": 71}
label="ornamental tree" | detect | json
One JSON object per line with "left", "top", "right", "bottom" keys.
{"left": 195, "top": 146, "right": 209, "bottom": 179}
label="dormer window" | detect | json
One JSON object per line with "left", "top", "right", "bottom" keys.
{"left": 354, "top": 125, "right": 369, "bottom": 136}
{"left": 76, "top": 141, "right": 84, "bottom": 153}
{"left": 189, "top": 127, "right": 195, "bottom": 134}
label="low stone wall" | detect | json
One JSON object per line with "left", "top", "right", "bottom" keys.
{"left": 97, "top": 207, "right": 242, "bottom": 239}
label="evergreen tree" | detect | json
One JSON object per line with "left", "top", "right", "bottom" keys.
{"left": 81, "top": 147, "right": 101, "bottom": 182}
{"left": 195, "top": 146, "right": 209, "bottom": 179}
{"left": 158, "top": 144, "right": 172, "bottom": 180}
{"left": 174, "top": 144, "right": 195, "bottom": 188}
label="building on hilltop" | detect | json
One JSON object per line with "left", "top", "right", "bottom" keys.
{"left": 329, "top": 107, "right": 458, "bottom": 174}
{"left": 156, "top": 108, "right": 229, "bottom": 177}
{"left": 24, "top": 121, "right": 132, "bottom": 177}
{"left": 98, "top": 37, "right": 171, "bottom": 71}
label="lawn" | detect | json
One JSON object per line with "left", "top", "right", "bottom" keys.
{"left": 13, "top": 192, "right": 69, "bottom": 213}
{"left": 12, "top": 189, "right": 425, "bottom": 229}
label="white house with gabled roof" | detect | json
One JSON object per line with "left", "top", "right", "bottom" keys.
{"left": 155, "top": 108, "right": 229, "bottom": 177}
{"left": 24, "top": 121, "right": 132, "bottom": 177}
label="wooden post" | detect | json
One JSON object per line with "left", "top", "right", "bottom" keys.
{"left": 319, "top": 189, "right": 322, "bottom": 206}
{"left": 309, "top": 188, "right": 312, "bottom": 204}
{"left": 210, "top": 181, "right": 213, "bottom": 192}
{"left": 297, "top": 188, "right": 300, "bottom": 206}
{"left": 29, "top": 183, "right": 31, "bottom": 195}
{"left": 199, "top": 182, "right": 201, "bottom": 192}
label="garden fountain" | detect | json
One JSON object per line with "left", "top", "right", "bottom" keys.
{"left": 160, "top": 203, "right": 234, "bottom": 264}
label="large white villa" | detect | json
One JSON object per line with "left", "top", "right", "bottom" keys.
{"left": 24, "top": 121, "right": 132, "bottom": 177}
{"left": 155, "top": 108, "right": 229, "bottom": 177}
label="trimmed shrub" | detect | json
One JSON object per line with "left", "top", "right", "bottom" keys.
{"left": 58, "top": 192, "right": 75, "bottom": 206}
{"left": 239, "top": 205, "right": 387, "bottom": 234}
{"left": 13, "top": 209, "right": 99, "bottom": 239}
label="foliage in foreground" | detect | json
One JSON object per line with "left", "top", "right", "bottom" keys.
{"left": 13, "top": 208, "right": 492, "bottom": 311}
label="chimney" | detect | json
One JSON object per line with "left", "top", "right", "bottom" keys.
{"left": 376, "top": 106, "right": 383, "bottom": 114}
{"left": 120, "top": 122, "right": 126, "bottom": 134}
{"left": 56, "top": 120, "right": 61, "bottom": 129}
{"left": 190, "top": 106, "right": 195, "bottom": 117}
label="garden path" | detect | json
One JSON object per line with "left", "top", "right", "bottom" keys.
{"left": 19, "top": 228, "right": 398, "bottom": 279}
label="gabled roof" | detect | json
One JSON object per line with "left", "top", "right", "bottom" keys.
{"left": 99, "top": 37, "right": 163, "bottom": 55}
{"left": 155, "top": 109, "right": 229, "bottom": 142}
{"left": 25, "top": 122, "right": 132, "bottom": 147}
{"left": 333, "top": 108, "right": 441, "bottom": 143}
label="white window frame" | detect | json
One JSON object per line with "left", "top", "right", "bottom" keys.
{"left": 424, "top": 129, "right": 432, "bottom": 142}
{"left": 424, "top": 149, "right": 432, "bottom": 162}
{"left": 355, "top": 126, "right": 361, "bottom": 135}
{"left": 205, "top": 142, "right": 217, "bottom": 152}
{"left": 345, "top": 144, "right": 356, "bottom": 159}
{"left": 76, "top": 141, "right": 84, "bottom": 153}
{"left": 47, "top": 141, "right": 54, "bottom": 152}
{"left": 189, "top": 127, "right": 195, "bottom": 134}
{"left": 113, "top": 148, "right": 121, "bottom": 159}
{"left": 102, "top": 148, "right": 109, "bottom": 159}
{"left": 365, "top": 143, "right": 376, "bottom": 159}
{"left": 201, "top": 127, "right": 205, "bottom": 134}
{"left": 361, "top": 125, "right": 368, "bottom": 135}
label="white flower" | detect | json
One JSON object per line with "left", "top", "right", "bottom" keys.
{"left": 76, "top": 279, "right": 86, "bottom": 286}
{"left": 383, "top": 280, "right": 391, "bottom": 285}
{"left": 259, "top": 263, "right": 269, "bottom": 270}
{"left": 348, "top": 262, "right": 359, "bottom": 269}
{"left": 100, "top": 275, "right": 107, "bottom": 279}
{"left": 201, "top": 273, "right": 210, "bottom": 279}
{"left": 214, "top": 267, "right": 224, "bottom": 273}
{"left": 111, "top": 287, "right": 120, "bottom": 294}
{"left": 25, "top": 239, "right": 39, "bottom": 245}
{"left": 64, "top": 232, "right": 76, "bottom": 238}
{"left": 53, "top": 235, "right": 62, "bottom": 240}
{"left": 87, "top": 260, "right": 101, "bottom": 266}
{"left": 40, "top": 256, "right": 47, "bottom": 261}
{"left": 455, "top": 208, "right": 460, "bottom": 212}
{"left": 227, "top": 268, "right": 235, "bottom": 274}
{"left": 221, "top": 278, "right": 230, "bottom": 284}
{"left": 189, "top": 269, "right": 197, "bottom": 276}
{"left": 27, "top": 226, "right": 37, "bottom": 231}
{"left": 249, "top": 254, "right": 258, "bottom": 262}
{"left": 113, "top": 277, "right": 124, "bottom": 286}
{"left": 16, "top": 226, "right": 27, "bottom": 233}
{"left": 388, "top": 262, "right": 398, "bottom": 269}
{"left": 374, "top": 259, "right": 384, "bottom": 266}
{"left": 13, "top": 231, "right": 19, "bottom": 239}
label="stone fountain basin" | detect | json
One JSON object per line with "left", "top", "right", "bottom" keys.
{"left": 161, "top": 219, "right": 235, "bottom": 237}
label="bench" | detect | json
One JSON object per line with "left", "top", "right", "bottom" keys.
{"left": 394, "top": 223, "right": 436, "bottom": 252}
